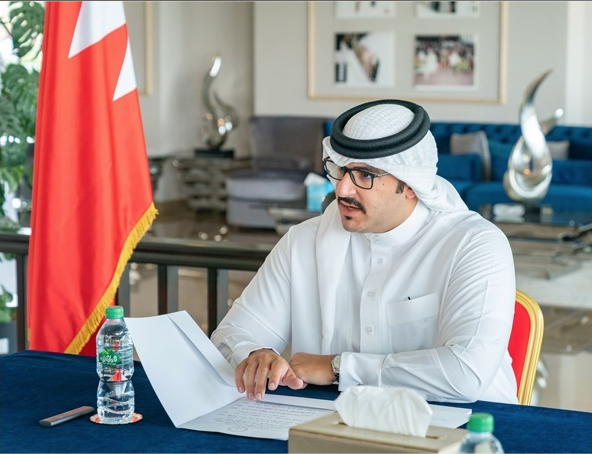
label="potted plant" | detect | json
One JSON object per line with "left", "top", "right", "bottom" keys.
{"left": 1, "top": 1, "right": 44, "bottom": 227}
{"left": 0, "top": 1, "right": 44, "bottom": 352}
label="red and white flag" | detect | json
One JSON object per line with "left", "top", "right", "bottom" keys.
{"left": 28, "top": 1, "right": 156, "bottom": 354}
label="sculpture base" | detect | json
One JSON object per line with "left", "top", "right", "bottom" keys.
{"left": 194, "top": 148, "right": 235, "bottom": 159}
{"left": 523, "top": 204, "right": 554, "bottom": 223}
{"left": 490, "top": 203, "right": 553, "bottom": 224}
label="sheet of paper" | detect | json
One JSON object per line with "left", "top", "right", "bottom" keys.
{"left": 428, "top": 404, "right": 472, "bottom": 428}
{"left": 167, "top": 311, "right": 236, "bottom": 386}
{"left": 124, "top": 313, "right": 242, "bottom": 426}
{"left": 125, "top": 311, "right": 336, "bottom": 439}
{"left": 182, "top": 396, "right": 335, "bottom": 440}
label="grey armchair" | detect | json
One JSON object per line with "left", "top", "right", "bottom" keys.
{"left": 226, "top": 116, "right": 331, "bottom": 229}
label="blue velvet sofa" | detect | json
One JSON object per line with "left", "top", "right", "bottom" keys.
{"left": 323, "top": 121, "right": 592, "bottom": 214}
{"left": 431, "top": 123, "right": 592, "bottom": 213}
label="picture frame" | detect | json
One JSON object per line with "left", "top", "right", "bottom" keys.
{"left": 308, "top": 1, "right": 507, "bottom": 103}
{"left": 123, "top": 1, "right": 153, "bottom": 96}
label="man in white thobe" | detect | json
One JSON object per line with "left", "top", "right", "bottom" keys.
{"left": 212, "top": 100, "right": 518, "bottom": 405}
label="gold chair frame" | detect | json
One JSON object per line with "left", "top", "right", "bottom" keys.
{"left": 515, "top": 290, "right": 545, "bottom": 405}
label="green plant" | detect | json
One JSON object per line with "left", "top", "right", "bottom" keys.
{"left": 0, "top": 1, "right": 44, "bottom": 315}
{"left": 0, "top": 284, "right": 15, "bottom": 323}
{"left": 0, "top": 1, "right": 44, "bottom": 226}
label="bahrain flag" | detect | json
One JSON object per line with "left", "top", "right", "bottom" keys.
{"left": 28, "top": 1, "right": 157, "bottom": 354}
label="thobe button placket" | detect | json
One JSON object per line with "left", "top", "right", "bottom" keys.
{"left": 361, "top": 241, "right": 389, "bottom": 352}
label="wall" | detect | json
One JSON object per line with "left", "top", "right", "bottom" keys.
{"left": 131, "top": 1, "right": 591, "bottom": 202}
{"left": 130, "top": 2, "right": 254, "bottom": 201}
{"left": 254, "top": 2, "right": 592, "bottom": 125}
{"left": 565, "top": 1, "right": 592, "bottom": 125}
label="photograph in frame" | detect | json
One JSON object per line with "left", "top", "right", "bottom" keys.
{"left": 308, "top": 1, "right": 505, "bottom": 103}
{"left": 415, "top": 1, "right": 479, "bottom": 18}
{"left": 334, "top": 32, "right": 395, "bottom": 87}
{"left": 334, "top": 1, "right": 396, "bottom": 19}
{"left": 414, "top": 34, "right": 475, "bottom": 89}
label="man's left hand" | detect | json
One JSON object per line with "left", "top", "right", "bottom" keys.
{"left": 289, "top": 353, "right": 337, "bottom": 386}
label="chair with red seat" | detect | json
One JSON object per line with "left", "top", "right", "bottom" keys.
{"left": 508, "top": 290, "right": 545, "bottom": 405}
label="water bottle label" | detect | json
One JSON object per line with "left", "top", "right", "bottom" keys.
{"left": 99, "top": 348, "right": 121, "bottom": 366}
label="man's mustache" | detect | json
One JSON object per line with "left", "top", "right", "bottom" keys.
{"left": 338, "top": 197, "right": 366, "bottom": 214}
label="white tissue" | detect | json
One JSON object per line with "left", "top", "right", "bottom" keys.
{"left": 304, "top": 172, "right": 329, "bottom": 186}
{"left": 334, "top": 386, "right": 433, "bottom": 437}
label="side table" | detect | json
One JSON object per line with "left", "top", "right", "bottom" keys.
{"left": 171, "top": 149, "right": 251, "bottom": 212}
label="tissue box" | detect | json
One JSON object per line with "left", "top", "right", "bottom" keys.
{"left": 307, "top": 180, "right": 334, "bottom": 212}
{"left": 289, "top": 413, "right": 466, "bottom": 453}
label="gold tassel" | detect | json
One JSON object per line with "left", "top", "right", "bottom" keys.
{"left": 65, "top": 203, "right": 158, "bottom": 354}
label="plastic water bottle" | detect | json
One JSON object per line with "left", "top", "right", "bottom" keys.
{"left": 458, "top": 413, "right": 504, "bottom": 453}
{"left": 96, "top": 305, "right": 135, "bottom": 424}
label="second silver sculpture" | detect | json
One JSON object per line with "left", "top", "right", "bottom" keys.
{"left": 199, "top": 54, "right": 239, "bottom": 149}
{"left": 504, "top": 70, "right": 563, "bottom": 205}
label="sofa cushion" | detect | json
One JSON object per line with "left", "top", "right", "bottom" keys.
{"left": 497, "top": 140, "right": 571, "bottom": 161}
{"left": 433, "top": 134, "right": 450, "bottom": 154}
{"left": 542, "top": 185, "right": 592, "bottom": 211}
{"left": 488, "top": 141, "right": 512, "bottom": 181}
{"left": 491, "top": 157, "right": 507, "bottom": 181}
{"left": 546, "top": 125, "right": 592, "bottom": 161}
{"left": 447, "top": 180, "right": 475, "bottom": 198}
{"left": 450, "top": 131, "right": 491, "bottom": 180}
{"left": 465, "top": 182, "right": 512, "bottom": 211}
{"left": 465, "top": 181, "right": 592, "bottom": 212}
{"left": 437, "top": 153, "right": 482, "bottom": 181}
{"left": 548, "top": 141, "right": 570, "bottom": 160}
{"left": 567, "top": 140, "right": 592, "bottom": 161}
{"left": 489, "top": 140, "right": 591, "bottom": 185}
{"left": 551, "top": 159, "right": 592, "bottom": 186}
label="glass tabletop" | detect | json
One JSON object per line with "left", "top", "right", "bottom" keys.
{"left": 480, "top": 203, "right": 592, "bottom": 227}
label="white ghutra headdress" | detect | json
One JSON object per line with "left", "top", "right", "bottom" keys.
{"left": 323, "top": 99, "right": 467, "bottom": 212}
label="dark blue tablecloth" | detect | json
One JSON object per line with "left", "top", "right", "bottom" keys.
{"left": 1, "top": 351, "right": 590, "bottom": 453}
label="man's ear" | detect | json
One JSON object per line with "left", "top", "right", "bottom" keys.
{"left": 404, "top": 185, "right": 417, "bottom": 200}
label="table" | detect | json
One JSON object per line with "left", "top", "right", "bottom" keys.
{"left": 1, "top": 351, "right": 590, "bottom": 453}
{"left": 479, "top": 204, "right": 592, "bottom": 310}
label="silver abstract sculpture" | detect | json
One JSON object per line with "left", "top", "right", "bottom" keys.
{"left": 504, "top": 70, "right": 563, "bottom": 204}
{"left": 199, "top": 54, "right": 238, "bottom": 149}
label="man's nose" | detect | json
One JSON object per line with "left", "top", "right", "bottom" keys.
{"left": 335, "top": 172, "right": 357, "bottom": 197}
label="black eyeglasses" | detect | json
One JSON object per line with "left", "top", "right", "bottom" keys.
{"left": 323, "top": 158, "right": 389, "bottom": 190}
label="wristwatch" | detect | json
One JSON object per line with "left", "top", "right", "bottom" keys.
{"left": 331, "top": 353, "right": 341, "bottom": 383}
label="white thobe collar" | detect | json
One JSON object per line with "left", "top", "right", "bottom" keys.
{"left": 363, "top": 200, "right": 431, "bottom": 248}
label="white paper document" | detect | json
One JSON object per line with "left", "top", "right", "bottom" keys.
{"left": 429, "top": 404, "right": 471, "bottom": 428}
{"left": 125, "top": 311, "right": 334, "bottom": 440}
{"left": 125, "top": 311, "right": 470, "bottom": 440}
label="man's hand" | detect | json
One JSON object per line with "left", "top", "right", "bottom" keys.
{"left": 235, "top": 349, "right": 304, "bottom": 401}
{"left": 289, "top": 353, "right": 337, "bottom": 386}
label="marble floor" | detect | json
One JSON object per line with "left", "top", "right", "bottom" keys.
{"left": 130, "top": 202, "right": 592, "bottom": 412}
